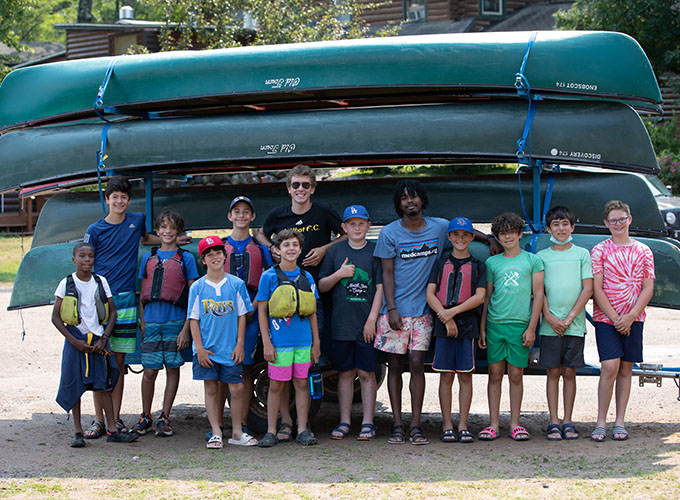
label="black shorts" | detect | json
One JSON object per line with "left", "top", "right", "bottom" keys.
{"left": 538, "top": 335, "right": 585, "bottom": 369}
{"left": 330, "top": 339, "right": 378, "bottom": 373}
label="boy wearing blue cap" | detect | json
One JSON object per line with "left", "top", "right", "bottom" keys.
{"left": 426, "top": 217, "right": 486, "bottom": 443}
{"left": 318, "top": 205, "right": 383, "bottom": 441}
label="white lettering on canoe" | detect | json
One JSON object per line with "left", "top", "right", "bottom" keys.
{"left": 551, "top": 148, "right": 602, "bottom": 161}
{"left": 555, "top": 81, "right": 598, "bottom": 91}
{"left": 260, "top": 143, "right": 296, "bottom": 155}
{"left": 264, "top": 77, "right": 301, "bottom": 89}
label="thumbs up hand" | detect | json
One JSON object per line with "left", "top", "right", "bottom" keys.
{"left": 338, "top": 257, "right": 356, "bottom": 279}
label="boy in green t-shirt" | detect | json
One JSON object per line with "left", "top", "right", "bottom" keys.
{"left": 538, "top": 206, "right": 593, "bottom": 441}
{"left": 479, "top": 212, "right": 544, "bottom": 441}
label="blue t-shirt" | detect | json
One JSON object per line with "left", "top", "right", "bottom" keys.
{"left": 84, "top": 212, "right": 146, "bottom": 295}
{"left": 373, "top": 216, "right": 449, "bottom": 316}
{"left": 138, "top": 248, "right": 200, "bottom": 323}
{"left": 256, "top": 266, "right": 319, "bottom": 348}
{"left": 188, "top": 274, "right": 253, "bottom": 366}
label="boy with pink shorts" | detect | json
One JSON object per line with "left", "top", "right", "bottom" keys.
{"left": 256, "top": 229, "right": 321, "bottom": 447}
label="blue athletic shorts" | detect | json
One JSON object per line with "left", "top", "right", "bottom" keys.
{"left": 192, "top": 355, "right": 244, "bottom": 383}
{"left": 330, "top": 339, "right": 378, "bottom": 373}
{"left": 141, "top": 320, "right": 188, "bottom": 370}
{"left": 595, "top": 321, "right": 643, "bottom": 363}
{"left": 432, "top": 336, "right": 476, "bottom": 373}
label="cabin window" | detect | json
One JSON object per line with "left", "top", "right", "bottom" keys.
{"left": 403, "top": 0, "right": 426, "bottom": 21}
{"left": 479, "top": 0, "right": 505, "bottom": 16}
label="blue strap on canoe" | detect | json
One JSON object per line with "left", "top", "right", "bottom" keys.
{"left": 94, "top": 56, "right": 157, "bottom": 121}
{"left": 516, "top": 98, "right": 539, "bottom": 165}
{"left": 96, "top": 123, "right": 112, "bottom": 216}
{"left": 518, "top": 165, "right": 555, "bottom": 253}
{"left": 515, "top": 31, "right": 538, "bottom": 97}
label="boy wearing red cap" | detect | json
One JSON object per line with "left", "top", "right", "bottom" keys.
{"left": 188, "top": 236, "right": 256, "bottom": 449}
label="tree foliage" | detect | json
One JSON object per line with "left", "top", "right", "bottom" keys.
{"left": 149, "top": 0, "right": 399, "bottom": 51}
{"left": 554, "top": 0, "right": 680, "bottom": 74}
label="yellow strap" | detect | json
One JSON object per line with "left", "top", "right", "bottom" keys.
{"left": 85, "top": 332, "right": 93, "bottom": 377}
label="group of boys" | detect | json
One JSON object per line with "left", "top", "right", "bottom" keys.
{"left": 53, "top": 169, "right": 654, "bottom": 449}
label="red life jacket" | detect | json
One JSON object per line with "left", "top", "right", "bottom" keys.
{"left": 140, "top": 247, "right": 188, "bottom": 308}
{"left": 223, "top": 237, "right": 266, "bottom": 291}
{"left": 435, "top": 256, "right": 482, "bottom": 314}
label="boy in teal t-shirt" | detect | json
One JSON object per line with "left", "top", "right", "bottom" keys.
{"left": 479, "top": 212, "right": 544, "bottom": 442}
{"left": 538, "top": 206, "right": 593, "bottom": 441}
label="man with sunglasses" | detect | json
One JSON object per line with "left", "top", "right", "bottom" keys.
{"left": 256, "top": 164, "right": 346, "bottom": 442}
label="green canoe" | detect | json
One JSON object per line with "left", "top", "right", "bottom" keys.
{"left": 0, "top": 100, "right": 658, "bottom": 194}
{"left": 29, "top": 172, "right": 665, "bottom": 249}
{"left": 10, "top": 234, "right": 680, "bottom": 311}
{"left": 0, "top": 31, "right": 661, "bottom": 131}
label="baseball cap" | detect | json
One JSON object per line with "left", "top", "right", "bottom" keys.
{"left": 228, "top": 196, "right": 255, "bottom": 212}
{"left": 342, "top": 205, "right": 370, "bottom": 222}
{"left": 448, "top": 217, "right": 474, "bottom": 234}
{"left": 198, "top": 235, "right": 225, "bottom": 256}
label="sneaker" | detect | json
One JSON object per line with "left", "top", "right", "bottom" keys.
{"left": 131, "top": 413, "right": 153, "bottom": 435}
{"left": 155, "top": 412, "right": 173, "bottom": 437}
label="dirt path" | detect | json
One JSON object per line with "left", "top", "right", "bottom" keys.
{"left": 0, "top": 288, "right": 678, "bottom": 498}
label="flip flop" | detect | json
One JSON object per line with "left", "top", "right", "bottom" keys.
{"left": 330, "top": 422, "right": 351, "bottom": 440}
{"left": 478, "top": 426, "right": 498, "bottom": 441}
{"left": 590, "top": 426, "right": 606, "bottom": 442}
{"left": 562, "top": 423, "right": 579, "bottom": 440}
{"left": 612, "top": 425, "right": 629, "bottom": 441}
{"left": 207, "top": 435, "right": 223, "bottom": 449}
{"left": 458, "top": 429, "right": 474, "bottom": 443}
{"left": 70, "top": 432, "right": 85, "bottom": 448}
{"left": 510, "top": 426, "right": 530, "bottom": 441}
{"left": 228, "top": 432, "right": 258, "bottom": 446}
{"left": 547, "top": 423, "right": 563, "bottom": 441}
{"left": 440, "top": 428, "right": 457, "bottom": 443}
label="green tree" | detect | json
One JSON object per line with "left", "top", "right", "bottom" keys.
{"left": 0, "top": 0, "right": 31, "bottom": 81}
{"left": 150, "top": 0, "right": 398, "bottom": 51}
{"left": 554, "top": 0, "right": 680, "bottom": 74}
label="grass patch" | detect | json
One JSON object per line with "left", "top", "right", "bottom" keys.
{"left": 0, "top": 234, "right": 31, "bottom": 285}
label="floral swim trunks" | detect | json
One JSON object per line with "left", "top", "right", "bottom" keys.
{"left": 374, "top": 314, "right": 433, "bottom": 355}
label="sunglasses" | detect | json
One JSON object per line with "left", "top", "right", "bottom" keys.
{"left": 290, "top": 181, "right": 312, "bottom": 189}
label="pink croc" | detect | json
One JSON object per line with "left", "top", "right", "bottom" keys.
{"left": 478, "top": 426, "right": 498, "bottom": 441}
{"left": 511, "top": 426, "right": 530, "bottom": 441}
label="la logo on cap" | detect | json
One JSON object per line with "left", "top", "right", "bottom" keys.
{"left": 351, "top": 207, "right": 358, "bottom": 214}
{"left": 457, "top": 218, "right": 466, "bottom": 225}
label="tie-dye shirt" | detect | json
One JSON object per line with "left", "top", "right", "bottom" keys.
{"left": 591, "top": 239, "right": 655, "bottom": 324}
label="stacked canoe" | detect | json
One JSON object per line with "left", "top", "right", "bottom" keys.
{"left": 2, "top": 30, "right": 679, "bottom": 310}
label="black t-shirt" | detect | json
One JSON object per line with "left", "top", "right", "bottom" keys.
{"left": 263, "top": 202, "right": 343, "bottom": 281}
{"left": 319, "top": 240, "right": 383, "bottom": 341}
{"left": 427, "top": 255, "right": 486, "bottom": 339}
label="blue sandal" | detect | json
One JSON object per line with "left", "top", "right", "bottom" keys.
{"left": 331, "top": 422, "right": 351, "bottom": 440}
{"left": 357, "top": 423, "right": 377, "bottom": 441}
{"left": 547, "top": 423, "right": 563, "bottom": 441}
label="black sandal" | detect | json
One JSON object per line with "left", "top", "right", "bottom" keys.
{"left": 106, "top": 430, "right": 138, "bottom": 443}
{"left": 409, "top": 425, "right": 429, "bottom": 445}
{"left": 458, "top": 429, "right": 474, "bottom": 443}
{"left": 70, "top": 432, "right": 85, "bottom": 448}
{"left": 114, "top": 418, "right": 129, "bottom": 434}
{"left": 388, "top": 424, "right": 406, "bottom": 444}
{"left": 440, "top": 428, "right": 457, "bottom": 443}
{"left": 83, "top": 420, "right": 105, "bottom": 439}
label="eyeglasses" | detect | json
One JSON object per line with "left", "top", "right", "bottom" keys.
{"left": 291, "top": 181, "right": 312, "bottom": 189}
{"left": 606, "top": 217, "right": 630, "bottom": 226}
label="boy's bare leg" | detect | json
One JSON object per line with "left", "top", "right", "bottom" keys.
{"left": 546, "top": 367, "right": 561, "bottom": 425}
{"left": 72, "top": 399, "right": 83, "bottom": 435}
{"left": 292, "top": 377, "right": 310, "bottom": 435}
{"left": 112, "top": 351, "right": 126, "bottom": 421}
{"left": 487, "top": 361, "right": 505, "bottom": 431}
{"left": 332, "top": 370, "right": 356, "bottom": 436}
{"left": 408, "top": 350, "right": 427, "bottom": 427}
{"left": 457, "top": 372, "right": 473, "bottom": 431}
{"left": 266, "top": 379, "right": 285, "bottom": 435}
{"left": 613, "top": 361, "right": 633, "bottom": 438}
{"left": 508, "top": 363, "right": 524, "bottom": 429}
{"left": 216, "top": 381, "right": 229, "bottom": 429}
{"left": 386, "top": 353, "right": 404, "bottom": 427}
{"left": 242, "top": 364, "right": 254, "bottom": 428}
{"left": 92, "top": 392, "right": 105, "bottom": 424}
{"left": 278, "top": 382, "right": 294, "bottom": 431}
{"left": 162, "top": 367, "right": 180, "bottom": 417}
{"left": 562, "top": 367, "right": 578, "bottom": 438}
{"left": 99, "top": 390, "right": 118, "bottom": 432}
{"left": 357, "top": 369, "right": 377, "bottom": 426}
{"left": 438, "top": 372, "right": 455, "bottom": 431}
{"left": 141, "top": 369, "right": 158, "bottom": 417}
{"left": 204, "top": 380, "right": 222, "bottom": 439}
{"left": 227, "top": 382, "right": 244, "bottom": 441}
{"left": 595, "top": 358, "right": 620, "bottom": 429}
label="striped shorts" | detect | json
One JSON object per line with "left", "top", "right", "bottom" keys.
{"left": 141, "top": 319, "right": 187, "bottom": 370}
{"left": 109, "top": 291, "right": 138, "bottom": 354}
